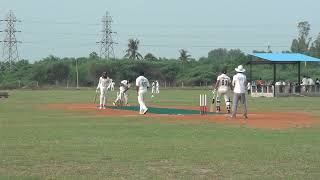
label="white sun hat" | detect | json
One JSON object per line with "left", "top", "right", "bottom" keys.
{"left": 235, "top": 65, "right": 246, "bottom": 73}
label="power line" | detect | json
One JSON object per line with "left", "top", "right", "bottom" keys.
{"left": 22, "top": 20, "right": 319, "bottom": 29}
{"left": 117, "top": 43, "right": 289, "bottom": 48}
{"left": 19, "top": 40, "right": 289, "bottom": 48}
{"left": 23, "top": 20, "right": 100, "bottom": 26}
{"left": 12, "top": 17, "right": 313, "bottom": 59}
{"left": 20, "top": 31, "right": 297, "bottom": 41}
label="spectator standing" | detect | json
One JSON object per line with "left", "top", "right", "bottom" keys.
{"left": 316, "top": 78, "right": 320, "bottom": 85}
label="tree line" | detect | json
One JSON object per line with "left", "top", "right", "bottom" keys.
{"left": 0, "top": 21, "right": 320, "bottom": 89}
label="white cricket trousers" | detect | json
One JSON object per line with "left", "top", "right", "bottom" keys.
{"left": 138, "top": 89, "right": 147, "bottom": 113}
{"left": 231, "top": 93, "right": 247, "bottom": 118}
{"left": 115, "top": 88, "right": 128, "bottom": 105}
{"left": 99, "top": 87, "right": 108, "bottom": 107}
{"left": 217, "top": 88, "right": 230, "bottom": 106}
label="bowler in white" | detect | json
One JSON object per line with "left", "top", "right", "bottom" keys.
{"left": 136, "top": 71, "right": 150, "bottom": 114}
{"left": 96, "top": 72, "right": 112, "bottom": 109}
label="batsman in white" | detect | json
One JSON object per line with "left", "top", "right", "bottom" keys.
{"left": 155, "top": 80, "right": 160, "bottom": 94}
{"left": 96, "top": 72, "right": 112, "bottom": 109}
{"left": 136, "top": 71, "right": 150, "bottom": 115}
{"left": 113, "top": 79, "right": 131, "bottom": 106}
{"left": 213, "top": 69, "right": 232, "bottom": 113}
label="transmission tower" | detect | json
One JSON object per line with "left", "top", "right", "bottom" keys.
{"left": 96, "top": 11, "right": 116, "bottom": 60}
{"left": 267, "top": 44, "right": 271, "bottom": 52}
{"left": 0, "top": 10, "right": 21, "bottom": 70}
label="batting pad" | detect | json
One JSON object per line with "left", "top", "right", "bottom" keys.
{"left": 107, "top": 106, "right": 223, "bottom": 115}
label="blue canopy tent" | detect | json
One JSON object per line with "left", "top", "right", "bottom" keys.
{"left": 247, "top": 53, "right": 320, "bottom": 97}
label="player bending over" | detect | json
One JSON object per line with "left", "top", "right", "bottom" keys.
{"left": 113, "top": 80, "right": 131, "bottom": 106}
{"left": 213, "top": 69, "right": 232, "bottom": 113}
{"left": 96, "top": 72, "right": 112, "bottom": 109}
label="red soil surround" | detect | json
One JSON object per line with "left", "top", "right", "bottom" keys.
{"left": 45, "top": 103, "right": 317, "bottom": 130}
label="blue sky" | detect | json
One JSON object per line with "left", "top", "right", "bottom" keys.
{"left": 1, "top": 0, "right": 320, "bottom": 61}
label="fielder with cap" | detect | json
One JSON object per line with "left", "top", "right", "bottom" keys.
{"left": 96, "top": 72, "right": 112, "bottom": 109}
{"left": 230, "top": 65, "right": 248, "bottom": 119}
{"left": 213, "top": 69, "right": 232, "bottom": 113}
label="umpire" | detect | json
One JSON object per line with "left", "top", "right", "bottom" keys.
{"left": 230, "top": 65, "right": 248, "bottom": 119}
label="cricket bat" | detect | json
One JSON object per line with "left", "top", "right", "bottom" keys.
{"left": 210, "top": 90, "right": 216, "bottom": 112}
{"left": 93, "top": 92, "right": 98, "bottom": 104}
{"left": 210, "top": 96, "right": 215, "bottom": 112}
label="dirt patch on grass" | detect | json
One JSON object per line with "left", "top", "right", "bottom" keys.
{"left": 46, "top": 103, "right": 135, "bottom": 116}
{"left": 45, "top": 103, "right": 317, "bottom": 130}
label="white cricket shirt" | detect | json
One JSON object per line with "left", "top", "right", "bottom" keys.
{"left": 232, "top": 73, "right": 247, "bottom": 94}
{"left": 301, "top": 78, "right": 308, "bottom": 85}
{"left": 98, "top": 77, "right": 111, "bottom": 89}
{"left": 136, "top": 76, "right": 150, "bottom": 91}
{"left": 307, "top": 78, "right": 315, "bottom": 85}
{"left": 120, "top": 80, "right": 129, "bottom": 91}
{"left": 121, "top": 80, "right": 128, "bottom": 86}
{"left": 217, "top": 74, "right": 231, "bottom": 88}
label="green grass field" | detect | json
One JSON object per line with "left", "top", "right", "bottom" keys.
{"left": 0, "top": 89, "right": 320, "bottom": 179}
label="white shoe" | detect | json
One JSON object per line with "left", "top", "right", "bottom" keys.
{"left": 99, "top": 106, "right": 103, "bottom": 109}
{"left": 143, "top": 108, "right": 148, "bottom": 115}
{"left": 113, "top": 102, "right": 116, "bottom": 106}
{"left": 103, "top": 106, "right": 106, "bottom": 109}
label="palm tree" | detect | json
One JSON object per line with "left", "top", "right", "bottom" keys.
{"left": 179, "top": 49, "right": 191, "bottom": 72}
{"left": 124, "top": 39, "right": 143, "bottom": 60}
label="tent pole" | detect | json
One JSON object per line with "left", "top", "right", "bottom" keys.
{"left": 298, "top": 61, "right": 301, "bottom": 93}
{"left": 249, "top": 63, "right": 252, "bottom": 82}
{"left": 273, "top": 63, "right": 276, "bottom": 97}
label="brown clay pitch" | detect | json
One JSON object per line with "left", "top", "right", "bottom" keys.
{"left": 45, "top": 103, "right": 318, "bottom": 130}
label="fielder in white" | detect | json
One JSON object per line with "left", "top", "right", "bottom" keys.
{"left": 110, "top": 80, "right": 115, "bottom": 91}
{"left": 96, "top": 72, "right": 112, "bottom": 109}
{"left": 213, "top": 69, "right": 232, "bottom": 113}
{"left": 113, "top": 80, "right": 131, "bottom": 106}
{"left": 155, "top": 80, "right": 160, "bottom": 94}
{"left": 136, "top": 71, "right": 150, "bottom": 115}
{"left": 151, "top": 81, "right": 156, "bottom": 94}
